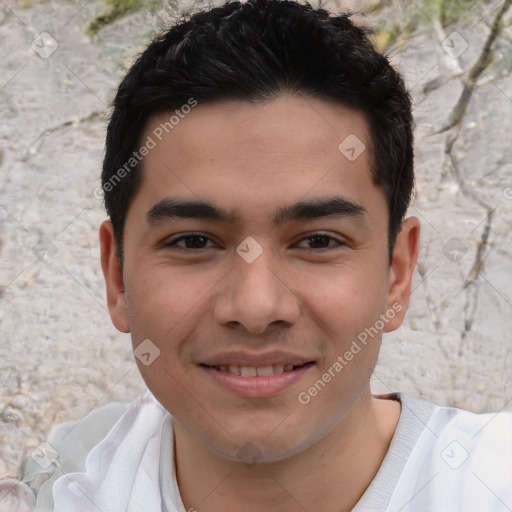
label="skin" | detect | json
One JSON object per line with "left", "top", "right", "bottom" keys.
{"left": 100, "top": 93, "right": 420, "bottom": 512}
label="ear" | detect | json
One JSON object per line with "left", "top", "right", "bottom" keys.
{"left": 99, "top": 220, "right": 130, "bottom": 333}
{"left": 384, "top": 216, "right": 420, "bottom": 332}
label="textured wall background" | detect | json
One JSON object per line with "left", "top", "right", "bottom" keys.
{"left": 1, "top": 0, "right": 511, "bottom": 478}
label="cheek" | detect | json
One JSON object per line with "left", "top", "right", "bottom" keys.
{"left": 125, "top": 268, "right": 200, "bottom": 338}
{"left": 302, "top": 266, "right": 389, "bottom": 391}
{"left": 124, "top": 269, "right": 211, "bottom": 380}
{"left": 307, "top": 263, "right": 388, "bottom": 329}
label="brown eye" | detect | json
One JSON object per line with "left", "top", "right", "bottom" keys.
{"left": 164, "top": 234, "right": 215, "bottom": 250}
{"left": 296, "top": 233, "right": 344, "bottom": 250}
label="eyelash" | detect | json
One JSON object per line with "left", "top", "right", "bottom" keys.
{"left": 163, "top": 232, "right": 345, "bottom": 251}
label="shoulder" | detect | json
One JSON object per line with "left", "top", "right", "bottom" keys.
{"left": 389, "top": 394, "right": 512, "bottom": 512}
{"left": 424, "top": 397, "right": 512, "bottom": 466}
{"left": 26, "top": 391, "right": 168, "bottom": 512}
{"left": 24, "top": 400, "right": 130, "bottom": 511}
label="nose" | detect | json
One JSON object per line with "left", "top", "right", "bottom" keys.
{"left": 212, "top": 244, "right": 301, "bottom": 334}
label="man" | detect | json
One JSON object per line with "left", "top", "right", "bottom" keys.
{"left": 16, "top": 0, "right": 511, "bottom": 510}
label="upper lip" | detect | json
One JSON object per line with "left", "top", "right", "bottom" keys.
{"left": 200, "top": 350, "right": 314, "bottom": 367}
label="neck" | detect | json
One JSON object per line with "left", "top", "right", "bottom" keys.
{"left": 172, "top": 387, "right": 400, "bottom": 512}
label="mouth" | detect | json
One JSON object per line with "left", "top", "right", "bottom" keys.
{"left": 199, "top": 361, "right": 315, "bottom": 397}
{"left": 200, "top": 362, "right": 315, "bottom": 377}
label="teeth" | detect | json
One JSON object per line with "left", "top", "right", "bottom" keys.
{"left": 240, "top": 366, "right": 257, "bottom": 377}
{"left": 256, "top": 366, "right": 274, "bottom": 376}
{"left": 216, "top": 364, "right": 299, "bottom": 376}
{"left": 228, "top": 365, "right": 241, "bottom": 375}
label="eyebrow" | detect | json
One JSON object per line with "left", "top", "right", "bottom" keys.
{"left": 146, "top": 196, "right": 368, "bottom": 227}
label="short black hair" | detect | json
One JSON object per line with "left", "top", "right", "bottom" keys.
{"left": 101, "top": 0, "right": 414, "bottom": 269}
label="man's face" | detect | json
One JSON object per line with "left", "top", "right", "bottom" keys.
{"left": 100, "top": 94, "right": 416, "bottom": 463}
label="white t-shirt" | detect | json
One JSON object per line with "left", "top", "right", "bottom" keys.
{"left": 28, "top": 390, "right": 512, "bottom": 511}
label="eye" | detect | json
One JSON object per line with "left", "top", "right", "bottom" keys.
{"left": 163, "top": 233, "right": 216, "bottom": 250}
{"left": 162, "top": 232, "right": 345, "bottom": 251}
{"left": 295, "top": 232, "right": 344, "bottom": 250}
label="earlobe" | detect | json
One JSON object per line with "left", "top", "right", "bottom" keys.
{"left": 384, "top": 217, "right": 420, "bottom": 332}
{"left": 99, "top": 220, "right": 130, "bottom": 333}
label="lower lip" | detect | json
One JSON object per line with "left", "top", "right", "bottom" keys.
{"left": 200, "top": 364, "right": 314, "bottom": 398}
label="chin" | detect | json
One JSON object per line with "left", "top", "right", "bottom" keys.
{"left": 205, "top": 427, "right": 313, "bottom": 465}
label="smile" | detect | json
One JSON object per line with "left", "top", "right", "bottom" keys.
{"left": 199, "top": 362, "right": 315, "bottom": 398}
{"left": 205, "top": 363, "right": 310, "bottom": 377}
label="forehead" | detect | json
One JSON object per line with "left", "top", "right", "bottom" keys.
{"left": 129, "top": 93, "right": 384, "bottom": 229}
{"left": 142, "top": 94, "right": 371, "bottom": 171}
